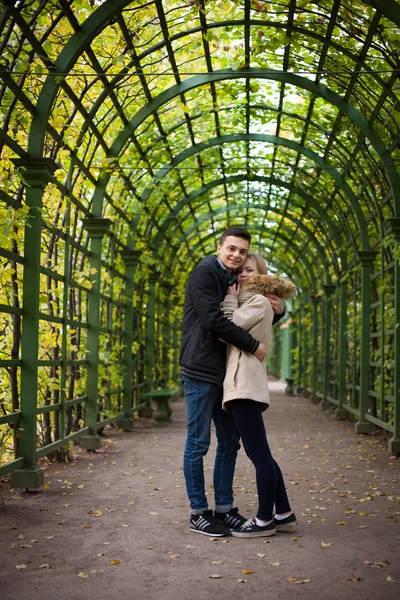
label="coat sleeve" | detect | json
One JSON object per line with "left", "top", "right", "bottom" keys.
{"left": 188, "top": 265, "right": 259, "bottom": 354}
{"left": 231, "top": 296, "right": 273, "bottom": 332}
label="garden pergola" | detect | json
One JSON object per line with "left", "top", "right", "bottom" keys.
{"left": 0, "top": 0, "right": 399, "bottom": 488}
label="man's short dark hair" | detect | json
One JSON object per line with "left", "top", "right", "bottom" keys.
{"left": 219, "top": 226, "right": 251, "bottom": 246}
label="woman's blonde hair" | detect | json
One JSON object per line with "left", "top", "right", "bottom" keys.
{"left": 246, "top": 253, "right": 268, "bottom": 275}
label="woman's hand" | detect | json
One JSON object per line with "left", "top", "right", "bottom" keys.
{"left": 227, "top": 283, "right": 240, "bottom": 297}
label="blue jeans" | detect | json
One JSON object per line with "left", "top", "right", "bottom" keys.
{"left": 182, "top": 376, "right": 240, "bottom": 514}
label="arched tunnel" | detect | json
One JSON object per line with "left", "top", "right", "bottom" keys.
{"left": 0, "top": 0, "right": 400, "bottom": 487}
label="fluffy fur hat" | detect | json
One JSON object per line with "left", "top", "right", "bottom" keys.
{"left": 241, "top": 274, "right": 296, "bottom": 300}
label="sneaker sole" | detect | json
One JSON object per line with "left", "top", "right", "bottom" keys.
{"left": 189, "top": 526, "right": 230, "bottom": 537}
{"left": 275, "top": 521, "right": 297, "bottom": 532}
{"left": 231, "top": 528, "right": 276, "bottom": 538}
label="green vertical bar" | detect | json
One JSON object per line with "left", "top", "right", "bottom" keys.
{"left": 120, "top": 249, "right": 140, "bottom": 431}
{"left": 311, "top": 295, "right": 320, "bottom": 404}
{"left": 80, "top": 218, "right": 111, "bottom": 450}
{"left": 161, "top": 282, "right": 173, "bottom": 385}
{"left": 296, "top": 311, "right": 303, "bottom": 394}
{"left": 283, "top": 302, "right": 294, "bottom": 395}
{"left": 336, "top": 280, "right": 348, "bottom": 419}
{"left": 10, "top": 159, "right": 57, "bottom": 489}
{"left": 172, "top": 312, "right": 179, "bottom": 384}
{"left": 355, "top": 251, "right": 376, "bottom": 434}
{"left": 389, "top": 220, "right": 400, "bottom": 453}
{"left": 322, "top": 284, "right": 335, "bottom": 410}
{"left": 141, "top": 272, "right": 160, "bottom": 417}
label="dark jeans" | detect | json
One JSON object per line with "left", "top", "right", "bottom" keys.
{"left": 231, "top": 399, "right": 291, "bottom": 521}
{"left": 182, "top": 376, "right": 240, "bottom": 513}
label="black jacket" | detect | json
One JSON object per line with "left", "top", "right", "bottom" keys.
{"left": 180, "top": 255, "right": 260, "bottom": 387}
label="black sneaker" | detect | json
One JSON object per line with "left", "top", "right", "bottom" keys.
{"left": 273, "top": 512, "right": 297, "bottom": 531}
{"left": 214, "top": 507, "right": 247, "bottom": 531}
{"left": 190, "top": 510, "right": 232, "bottom": 537}
{"left": 232, "top": 518, "right": 276, "bottom": 538}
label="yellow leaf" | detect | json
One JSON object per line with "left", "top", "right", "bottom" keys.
{"left": 77, "top": 571, "right": 89, "bottom": 578}
{"left": 242, "top": 569, "right": 254, "bottom": 574}
{"left": 97, "top": 553, "right": 105, "bottom": 557}
{"left": 39, "top": 564, "right": 52, "bottom": 569}
{"left": 357, "top": 512, "right": 366, "bottom": 517}
{"left": 290, "top": 536, "right": 298, "bottom": 541}
{"left": 320, "top": 542, "right": 332, "bottom": 548}
{"left": 77, "top": 484, "right": 85, "bottom": 489}
{"left": 88, "top": 510, "right": 102, "bottom": 517}
{"left": 386, "top": 576, "right": 395, "bottom": 582}
{"left": 110, "top": 560, "right": 120, "bottom": 565}
{"left": 15, "top": 564, "right": 28, "bottom": 569}
{"left": 256, "top": 553, "right": 266, "bottom": 558}
{"left": 168, "top": 554, "right": 179, "bottom": 559}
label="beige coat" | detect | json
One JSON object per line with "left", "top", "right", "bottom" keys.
{"left": 221, "top": 274, "right": 296, "bottom": 411}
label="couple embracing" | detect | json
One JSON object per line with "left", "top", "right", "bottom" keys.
{"left": 180, "top": 226, "right": 297, "bottom": 538}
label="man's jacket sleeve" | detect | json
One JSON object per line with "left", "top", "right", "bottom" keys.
{"left": 188, "top": 265, "right": 259, "bottom": 354}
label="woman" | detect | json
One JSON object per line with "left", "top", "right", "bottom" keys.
{"left": 221, "top": 253, "right": 297, "bottom": 538}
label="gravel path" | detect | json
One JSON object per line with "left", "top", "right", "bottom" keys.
{"left": 1, "top": 379, "right": 399, "bottom": 600}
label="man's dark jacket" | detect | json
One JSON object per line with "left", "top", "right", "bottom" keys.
{"left": 180, "top": 255, "right": 261, "bottom": 387}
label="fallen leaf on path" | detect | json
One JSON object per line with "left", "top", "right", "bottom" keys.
{"left": 242, "top": 569, "right": 254, "bottom": 574}
{"left": 97, "top": 553, "right": 105, "bottom": 557}
{"left": 386, "top": 576, "right": 395, "bottom": 582}
{"left": 88, "top": 510, "right": 102, "bottom": 517}
{"left": 21, "top": 544, "right": 32, "bottom": 549}
{"left": 110, "top": 560, "right": 120, "bottom": 565}
{"left": 168, "top": 554, "right": 179, "bottom": 559}
{"left": 77, "top": 571, "right": 89, "bottom": 579}
{"left": 38, "top": 564, "right": 52, "bottom": 569}
{"left": 15, "top": 564, "right": 28, "bottom": 569}
{"left": 349, "top": 577, "right": 360, "bottom": 582}
{"left": 209, "top": 574, "right": 221, "bottom": 579}
{"left": 149, "top": 512, "right": 159, "bottom": 515}
{"left": 270, "top": 562, "right": 280, "bottom": 566}
{"left": 290, "top": 536, "right": 298, "bottom": 542}
{"left": 213, "top": 560, "right": 224, "bottom": 565}
{"left": 237, "top": 579, "right": 248, "bottom": 583}
{"left": 321, "top": 542, "right": 332, "bottom": 548}
{"left": 256, "top": 553, "right": 266, "bottom": 558}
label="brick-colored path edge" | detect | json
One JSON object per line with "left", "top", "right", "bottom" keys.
{"left": 1, "top": 378, "right": 399, "bottom": 600}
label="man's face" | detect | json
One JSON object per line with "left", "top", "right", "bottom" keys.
{"left": 217, "top": 235, "right": 249, "bottom": 270}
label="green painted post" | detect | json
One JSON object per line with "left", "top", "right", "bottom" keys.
{"left": 355, "top": 251, "right": 376, "bottom": 435}
{"left": 282, "top": 301, "right": 294, "bottom": 395}
{"left": 388, "top": 220, "right": 400, "bottom": 454}
{"left": 311, "top": 295, "right": 321, "bottom": 404}
{"left": 80, "top": 217, "right": 112, "bottom": 450}
{"left": 10, "top": 158, "right": 57, "bottom": 489}
{"left": 141, "top": 271, "right": 160, "bottom": 417}
{"left": 172, "top": 312, "right": 179, "bottom": 385}
{"left": 161, "top": 282, "right": 174, "bottom": 385}
{"left": 322, "top": 284, "right": 336, "bottom": 410}
{"left": 120, "top": 249, "right": 141, "bottom": 431}
{"left": 336, "top": 280, "right": 349, "bottom": 420}
{"left": 296, "top": 311, "right": 303, "bottom": 394}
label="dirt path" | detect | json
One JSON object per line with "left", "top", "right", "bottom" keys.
{"left": 1, "top": 380, "right": 399, "bottom": 600}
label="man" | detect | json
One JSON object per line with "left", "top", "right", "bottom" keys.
{"left": 180, "top": 226, "right": 284, "bottom": 537}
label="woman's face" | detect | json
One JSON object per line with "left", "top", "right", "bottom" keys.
{"left": 237, "top": 257, "right": 258, "bottom": 285}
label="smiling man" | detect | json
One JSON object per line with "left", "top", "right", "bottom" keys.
{"left": 180, "top": 226, "right": 269, "bottom": 537}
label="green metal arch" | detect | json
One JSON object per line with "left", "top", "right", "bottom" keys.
{"left": 132, "top": 133, "right": 368, "bottom": 248}
{"left": 105, "top": 70, "right": 400, "bottom": 216}
{"left": 151, "top": 174, "right": 346, "bottom": 265}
